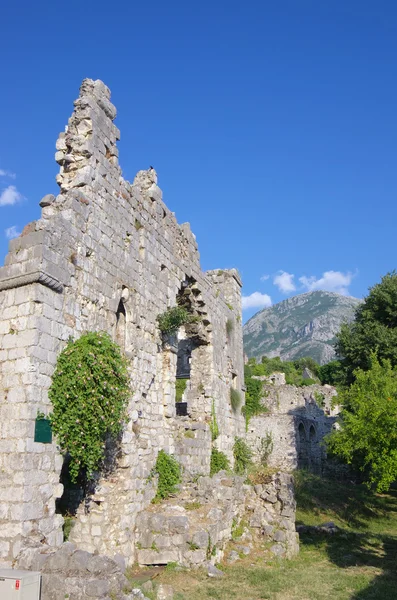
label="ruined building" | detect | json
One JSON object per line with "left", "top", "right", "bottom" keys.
{"left": 0, "top": 81, "right": 299, "bottom": 581}
{"left": 246, "top": 374, "right": 339, "bottom": 473}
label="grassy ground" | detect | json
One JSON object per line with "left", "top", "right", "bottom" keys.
{"left": 128, "top": 471, "right": 397, "bottom": 600}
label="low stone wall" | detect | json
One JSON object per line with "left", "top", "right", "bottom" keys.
{"left": 246, "top": 472, "right": 299, "bottom": 559}
{"left": 135, "top": 470, "right": 298, "bottom": 568}
{"left": 17, "top": 542, "right": 128, "bottom": 600}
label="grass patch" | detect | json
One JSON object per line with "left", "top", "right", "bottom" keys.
{"left": 136, "top": 471, "right": 397, "bottom": 599}
{"left": 176, "top": 378, "right": 188, "bottom": 402}
{"left": 184, "top": 501, "right": 202, "bottom": 511}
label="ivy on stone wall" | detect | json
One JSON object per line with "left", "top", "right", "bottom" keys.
{"left": 49, "top": 331, "right": 130, "bottom": 483}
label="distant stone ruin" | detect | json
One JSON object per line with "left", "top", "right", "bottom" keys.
{"left": 247, "top": 375, "right": 340, "bottom": 473}
{"left": 0, "top": 80, "right": 299, "bottom": 589}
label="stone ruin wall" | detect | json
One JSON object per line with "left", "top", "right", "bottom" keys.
{"left": 0, "top": 79, "right": 246, "bottom": 567}
{"left": 247, "top": 375, "right": 339, "bottom": 473}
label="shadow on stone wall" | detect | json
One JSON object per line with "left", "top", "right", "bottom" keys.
{"left": 287, "top": 403, "right": 337, "bottom": 474}
{"left": 56, "top": 432, "right": 123, "bottom": 518}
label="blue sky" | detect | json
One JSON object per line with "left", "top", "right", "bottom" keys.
{"left": 1, "top": 0, "right": 396, "bottom": 321}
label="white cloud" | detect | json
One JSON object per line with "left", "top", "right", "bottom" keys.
{"left": 0, "top": 169, "right": 16, "bottom": 179}
{"left": 242, "top": 292, "right": 272, "bottom": 310}
{"left": 299, "top": 270, "right": 354, "bottom": 295}
{"left": 0, "top": 185, "right": 23, "bottom": 206}
{"left": 273, "top": 271, "right": 296, "bottom": 293}
{"left": 260, "top": 274, "right": 270, "bottom": 281}
{"left": 5, "top": 225, "right": 21, "bottom": 240}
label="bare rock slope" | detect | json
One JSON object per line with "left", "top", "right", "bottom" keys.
{"left": 243, "top": 291, "right": 361, "bottom": 365}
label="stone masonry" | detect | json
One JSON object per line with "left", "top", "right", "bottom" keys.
{"left": 247, "top": 375, "right": 340, "bottom": 473}
{"left": 0, "top": 79, "right": 246, "bottom": 567}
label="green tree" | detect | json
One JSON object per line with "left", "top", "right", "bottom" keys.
{"left": 336, "top": 272, "right": 397, "bottom": 384}
{"left": 326, "top": 355, "right": 397, "bottom": 492}
{"left": 318, "top": 359, "right": 347, "bottom": 386}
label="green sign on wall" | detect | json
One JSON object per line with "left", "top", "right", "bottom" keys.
{"left": 34, "top": 417, "right": 53, "bottom": 444}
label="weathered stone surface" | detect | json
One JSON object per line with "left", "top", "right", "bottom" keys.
{"left": 207, "top": 563, "right": 225, "bottom": 578}
{"left": 0, "top": 78, "right": 246, "bottom": 568}
{"left": 156, "top": 583, "right": 174, "bottom": 599}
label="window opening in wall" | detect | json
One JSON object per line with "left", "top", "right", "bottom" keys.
{"left": 231, "top": 372, "right": 237, "bottom": 388}
{"left": 115, "top": 295, "right": 127, "bottom": 350}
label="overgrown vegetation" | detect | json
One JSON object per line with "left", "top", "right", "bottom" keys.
{"left": 230, "top": 387, "right": 241, "bottom": 413}
{"left": 243, "top": 368, "right": 268, "bottom": 427}
{"left": 175, "top": 378, "right": 188, "bottom": 402}
{"left": 49, "top": 331, "right": 130, "bottom": 482}
{"left": 233, "top": 437, "right": 252, "bottom": 474}
{"left": 139, "top": 470, "right": 397, "bottom": 600}
{"left": 152, "top": 450, "right": 181, "bottom": 501}
{"left": 335, "top": 271, "right": 397, "bottom": 386}
{"left": 245, "top": 355, "right": 320, "bottom": 386}
{"left": 210, "top": 447, "right": 230, "bottom": 476}
{"left": 326, "top": 354, "right": 397, "bottom": 492}
{"left": 157, "top": 306, "right": 195, "bottom": 335}
{"left": 321, "top": 273, "right": 397, "bottom": 492}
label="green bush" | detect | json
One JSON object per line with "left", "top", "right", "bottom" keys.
{"left": 49, "top": 331, "right": 130, "bottom": 482}
{"left": 175, "top": 378, "right": 188, "bottom": 402}
{"left": 153, "top": 450, "right": 181, "bottom": 501}
{"left": 233, "top": 437, "right": 253, "bottom": 474}
{"left": 156, "top": 306, "right": 193, "bottom": 335}
{"left": 210, "top": 448, "right": 230, "bottom": 476}
{"left": 230, "top": 387, "right": 241, "bottom": 413}
{"left": 248, "top": 356, "right": 320, "bottom": 387}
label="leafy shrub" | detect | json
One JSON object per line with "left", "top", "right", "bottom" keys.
{"left": 49, "top": 331, "right": 130, "bottom": 482}
{"left": 233, "top": 437, "right": 253, "bottom": 474}
{"left": 230, "top": 387, "right": 241, "bottom": 413}
{"left": 247, "top": 356, "right": 320, "bottom": 387}
{"left": 210, "top": 448, "right": 230, "bottom": 476}
{"left": 301, "top": 378, "right": 317, "bottom": 386}
{"left": 175, "top": 378, "right": 188, "bottom": 402}
{"left": 153, "top": 450, "right": 181, "bottom": 501}
{"left": 156, "top": 306, "right": 193, "bottom": 335}
{"left": 318, "top": 359, "right": 347, "bottom": 386}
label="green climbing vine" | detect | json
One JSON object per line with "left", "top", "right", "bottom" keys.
{"left": 49, "top": 331, "right": 131, "bottom": 483}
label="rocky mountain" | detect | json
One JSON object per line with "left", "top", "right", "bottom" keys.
{"left": 243, "top": 290, "right": 362, "bottom": 365}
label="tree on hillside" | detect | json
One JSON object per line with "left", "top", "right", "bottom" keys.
{"left": 326, "top": 355, "right": 397, "bottom": 492}
{"left": 335, "top": 271, "right": 397, "bottom": 385}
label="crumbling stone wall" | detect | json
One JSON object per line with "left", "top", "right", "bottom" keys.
{"left": 0, "top": 79, "right": 245, "bottom": 567}
{"left": 247, "top": 376, "right": 339, "bottom": 472}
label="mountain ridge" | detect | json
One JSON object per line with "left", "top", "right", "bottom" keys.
{"left": 243, "top": 290, "right": 362, "bottom": 365}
